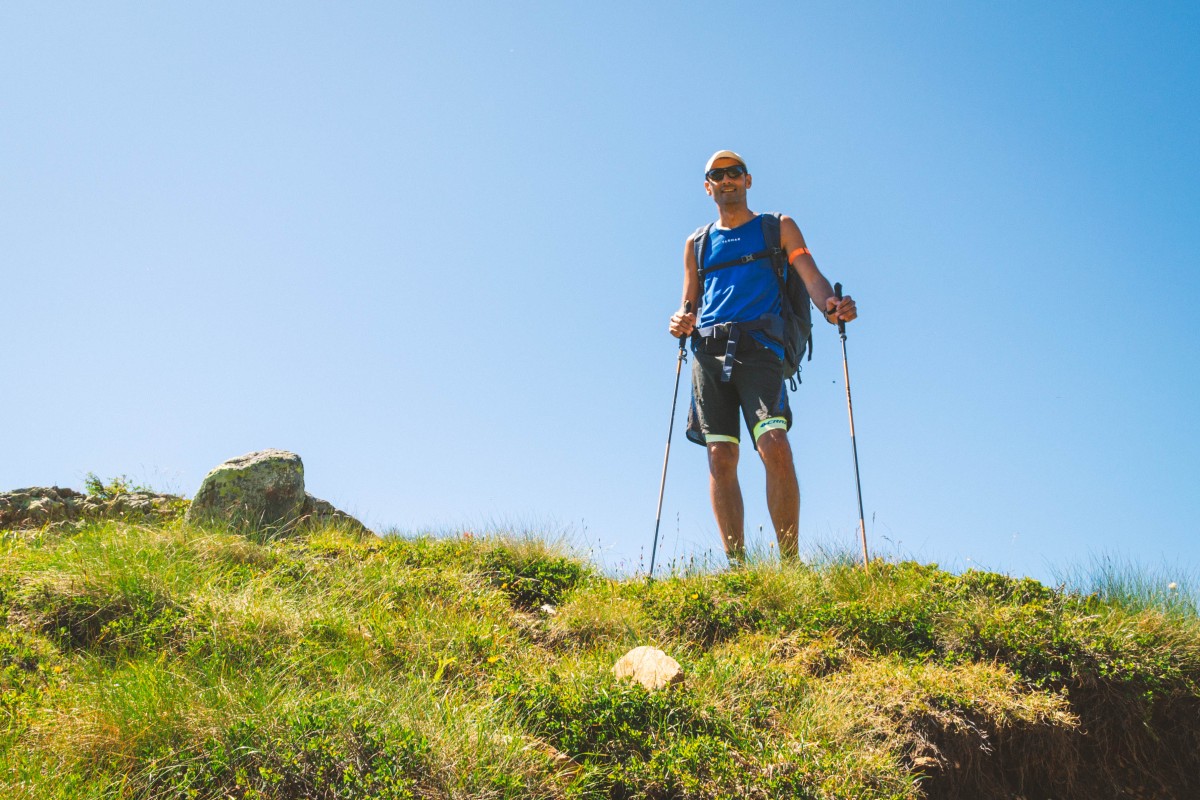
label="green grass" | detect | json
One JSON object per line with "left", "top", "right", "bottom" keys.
{"left": 1052, "top": 552, "right": 1198, "bottom": 617}
{"left": 2, "top": 519, "right": 1198, "bottom": 799}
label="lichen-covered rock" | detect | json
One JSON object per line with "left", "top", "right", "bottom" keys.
{"left": 0, "top": 487, "right": 84, "bottom": 528}
{"left": 88, "top": 491, "right": 188, "bottom": 522}
{"left": 185, "top": 449, "right": 308, "bottom": 532}
{"left": 184, "top": 450, "right": 371, "bottom": 536}
{"left": 0, "top": 486, "right": 187, "bottom": 530}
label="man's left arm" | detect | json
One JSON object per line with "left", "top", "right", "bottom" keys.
{"left": 779, "top": 215, "right": 857, "bottom": 324}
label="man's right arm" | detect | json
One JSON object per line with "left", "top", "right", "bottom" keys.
{"left": 668, "top": 236, "right": 700, "bottom": 337}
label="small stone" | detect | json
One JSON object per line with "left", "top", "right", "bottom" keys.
{"left": 540, "top": 604, "right": 557, "bottom": 616}
{"left": 613, "top": 645, "right": 685, "bottom": 691}
{"left": 299, "top": 493, "right": 369, "bottom": 536}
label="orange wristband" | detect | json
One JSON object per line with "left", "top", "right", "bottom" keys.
{"left": 788, "top": 246, "right": 811, "bottom": 263}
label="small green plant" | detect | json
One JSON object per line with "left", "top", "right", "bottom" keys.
{"left": 83, "top": 473, "right": 150, "bottom": 500}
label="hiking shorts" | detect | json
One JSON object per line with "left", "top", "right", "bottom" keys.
{"left": 685, "top": 340, "right": 792, "bottom": 449}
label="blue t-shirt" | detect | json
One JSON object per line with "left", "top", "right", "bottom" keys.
{"left": 697, "top": 214, "right": 783, "bottom": 358}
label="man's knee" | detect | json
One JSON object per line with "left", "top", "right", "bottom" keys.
{"left": 756, "top": 429, "right": 794, "bottom": 472}
{"left": 707, "top": 441, "right": 739, "bottom": 480}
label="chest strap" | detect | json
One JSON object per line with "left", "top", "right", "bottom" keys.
{"left": 697, "top": 248, "right": 784, "bottom": 278}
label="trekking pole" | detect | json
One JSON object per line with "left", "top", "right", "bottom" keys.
{"left": 834, "top": 283, "right": 870, "bottom": 571}
{"left": 650, "top": 301, "right": 691, "bottom": 579}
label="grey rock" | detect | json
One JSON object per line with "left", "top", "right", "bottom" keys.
{"left": 300, "top": 493, "right": 369, "bottom": 536}
{"left": 86, "top": 491, "right": 186, "bottom": 522}
{"left": 185, "top": 449, "right": 370, "bottom": 536}
{"left": 613, "top": 645, "right": 685, "bottom": 691}
{"left": 0, "top": 486, "right": 186, "bottom": 530}
{"left": 185, "top": 449, "right": 308, "bottom": 532}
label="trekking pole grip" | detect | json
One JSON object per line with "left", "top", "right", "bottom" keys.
{"left": 680, "top": 301, "right": 692, "bottom": 350}
{"left": 833, "top": 283, "right": 846, "bottom": 336}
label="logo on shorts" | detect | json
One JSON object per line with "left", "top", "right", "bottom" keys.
{"left": 756, "top": 400, "right": 771, "bottom": 421}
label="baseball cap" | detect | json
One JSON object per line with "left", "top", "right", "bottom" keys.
{"left": 704, "top": 150, "right": 747, "bottom": 173}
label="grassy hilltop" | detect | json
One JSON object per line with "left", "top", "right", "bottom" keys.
{"left": 1, "top": 518, "right": 1198, "bottom": 799}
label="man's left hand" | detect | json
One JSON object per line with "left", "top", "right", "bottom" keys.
{"left": 825, "top": 295, "right": 857, "bottom": 323}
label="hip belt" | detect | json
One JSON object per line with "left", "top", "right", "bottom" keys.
{"left": 694, "top": 316, "right": 783, "bottom": 382}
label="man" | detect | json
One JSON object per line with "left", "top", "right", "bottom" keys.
{"left": 668, "top": 150, "right": 857, "bottom": 563}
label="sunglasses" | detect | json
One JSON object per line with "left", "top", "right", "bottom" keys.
{"left": 705, "top": 165, "right": 746, "bottom": 182}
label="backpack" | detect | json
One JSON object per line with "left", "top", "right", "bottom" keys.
{"left": 692, "top": 212, "right": 813, "bottom": 384}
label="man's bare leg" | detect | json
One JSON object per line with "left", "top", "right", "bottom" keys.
{"left": 756, "top": 429, "right": 800, "bottom": 559}
{"left": 707, "top": 441, "right": 745, "bottom": 562}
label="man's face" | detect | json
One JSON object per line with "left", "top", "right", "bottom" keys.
{"left": 704, "top": 157, "right": 751, "bottom": 205}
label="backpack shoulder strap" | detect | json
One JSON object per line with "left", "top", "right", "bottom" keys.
{"left": 761, "top": 212, "right": 789, "bottom": 277}
{"left": 761, "top": 212, "right": 783, "bottom": 254}
{"left": 691, "top": 223, "right": 714, "bottom": 275}
{"left": 759, "top": 212, "right": 789, "bottom": 294}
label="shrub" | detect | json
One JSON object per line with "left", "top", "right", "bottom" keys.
{"left": 481, "top": 544, "right": 589, "bottom": 610}
{"left": 160, "top": 708, "right": 431, "bottom": 799}
{"left": 640, "top": 576, "right": 764, "bottom": 646}
{"left": 498, "top": 672, "right": 734, "bottom": 764}
{"left": 951, "top": 569, "right": 1055, "bottom": 605}
{"left": 22, "top": 577, "right": 186, "bottom": 655}
{"left": 611, "top": 735, "right": 766, "bottom": 800}
{"left": 83, "top": 473, "right": 150, "bottom": 500}
{"left": 0, "top": 627, "right": 61, "bottom": 725}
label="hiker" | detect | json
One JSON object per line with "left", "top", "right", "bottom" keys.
{"left": 668, "top": 150, "right": 857, "bottom": 563}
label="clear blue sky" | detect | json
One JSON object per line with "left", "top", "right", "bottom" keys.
{"left": 3, "top": 2, "right": 1198, "bottom": 584}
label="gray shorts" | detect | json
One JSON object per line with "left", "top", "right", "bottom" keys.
{"left": 685, "top": 341, "right": 792, "bottom": 449}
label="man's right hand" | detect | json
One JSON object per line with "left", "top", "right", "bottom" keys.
{"left": 669, "top": 309, "right": 696, "bottom": 338}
